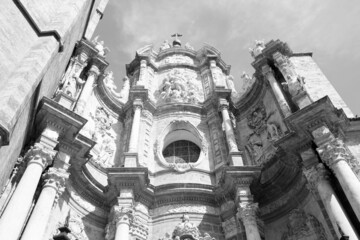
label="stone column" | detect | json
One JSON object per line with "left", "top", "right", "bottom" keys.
{"left": 304, "top": 164, "right": 358, "bottom": 239}
{"left": 128, "top": 99, "right": 143, "bottom": 153}
{"left": 106, "top": 189, "right": 134, "bottom": 240}
{"left": 238, "top": 202, "right": 262, "bottom": 240}
{"left": 313, "top": 126, "right": 360, "bottom": 222}
{"left": 0, "top": 130, "right": 58, "bottom": 240}
{"left": 261, "top": 65, "right": 291, "bottom": 117}
{"left": 21, "top": 152, "right": 70, "bottom": 240}
{"left": 219, "top": 99, "right": 238, "bottom": 153}
{"left": 272, "top": 52, "right": 312, "bottom": 109}
{"left": 75, "top": 64, "right": 100, "bottom": 115}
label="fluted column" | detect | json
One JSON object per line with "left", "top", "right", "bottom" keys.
{"left": 272, "top": 52, "right": 312, "bottom": 109}
{"left": 0, "top": 130, "right": 58, "bottom": 240}
{"left": 304, "top": 164, "right": 358, "bottom": 239}
{"left": 261, "top": 65, "right": 291, "bottom": 117}
{"left": 238, "top": 202, "right": 261, "bottom": 240}
{"left": 219, "top": 99, "right": 238, "bottom": 153}
{"left": 75, "top": 64, "right": 100, "bottom": 115}
{"left": 313, "top": 126, "right": 360, "bottom": 222}
{"left": 21, "top": 152, "right": 69, "bottom": 240}
{"left": 128, "top": 99, "right": 143, "bottom": 153}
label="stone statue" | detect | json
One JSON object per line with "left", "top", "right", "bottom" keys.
{"left": 184, "top": 42, "right": 194, "bottom": 50}
{"left": 249, "top": 40, "right": 265, "bottom": 58}
{"left": 240, "top": 71, "right": 255, "bottom": 92}
{"left": 92, "top": 35, "right": 110, "bottom": 56}
{"left": 103, "top": 71, "right": 130, "bottom": 103}
{"left": 63, "top": 69, "right": 85, "bottom": 99}
{"left": 159, "top": 40, "right": 171, "bottom": 51}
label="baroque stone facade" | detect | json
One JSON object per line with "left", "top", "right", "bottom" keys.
{"left": 0, "top": 6, "right": 360, "bottom": 240}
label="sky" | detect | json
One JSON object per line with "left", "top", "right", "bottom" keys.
{"left": 94, "top": 0, "right": 360, "bottom": 115}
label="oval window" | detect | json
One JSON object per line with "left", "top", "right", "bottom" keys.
{"left": 162, "top": 140, "right": 201, "bottom": 164}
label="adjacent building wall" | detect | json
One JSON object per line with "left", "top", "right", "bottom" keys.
{"left": 0, "top": 0, "right": 107, "bottom": 191}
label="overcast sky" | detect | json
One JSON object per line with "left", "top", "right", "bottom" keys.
{"left": 94, "top": 0, "right": 360, "bottom": 115}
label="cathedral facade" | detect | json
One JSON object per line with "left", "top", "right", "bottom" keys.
{"left": 0, "top": 2, "right": 360, "bottom": 240}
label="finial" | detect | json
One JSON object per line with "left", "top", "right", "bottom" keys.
{"left": 171, "top": 33, "right": 183, "bottom": 47}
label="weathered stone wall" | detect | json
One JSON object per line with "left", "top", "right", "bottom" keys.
{"left": 0, "top": 0, "right": 106, "bottom": 191}
{"left": 290, "top": 55, "right": 353, "bottom": 117}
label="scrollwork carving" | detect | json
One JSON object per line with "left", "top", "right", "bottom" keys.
{"left": 281, "top": 209, "right": 327, "bottom": 240}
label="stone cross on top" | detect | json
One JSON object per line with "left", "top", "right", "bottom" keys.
{"left": 171, "top": 33, "right": 182, "bottom": 47}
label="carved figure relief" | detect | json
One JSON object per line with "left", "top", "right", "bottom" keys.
{"left": 245, "top": 103, "right": 282, "bottom": 165}
{"left": 281, "top": 209, "right": 327, "bottom": 240}
{"left": 59, "top": 61, "right": 86, "bottom": 99}
{"left": 90, "top": 107, "right": 117, "bottom": 168}
{"left": 155, "top": 70, "right": 203, "bottom": 104}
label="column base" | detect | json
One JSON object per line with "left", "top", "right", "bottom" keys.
{"left": 124, "top": 152, "right": 138, "bottom": 167}
{"left": 229, "top": 152, "right": 244, "bottom": 166}
{"left": 54, "top": 92, "right": 76, "bottom": 110}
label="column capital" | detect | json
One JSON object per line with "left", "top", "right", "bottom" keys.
{"left": 133, "top": 98, "right": 143, "bottom": 110}
{"left": 218, "top": 98, "right": 229, "bottom": 111}
{"left": 43, "top": 167, "right": 69, "bottom": 189}
{"left": 25, "top": 143, "right": 57, "bottom": 169}
{"left": 237, "top": 202, "right": 259, "bottom": 225}
{"left": 317, "top": 138, "right": 353, "bottom": 167}
{"left": 110, "top": 205, "right": 134, "bottom": 226}
{"left": 261, "top": 64, "right": 274, "bottom": 77}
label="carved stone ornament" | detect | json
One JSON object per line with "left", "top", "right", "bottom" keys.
{"left": 159, "top": 40, "right": 172, "bottom": 51}
{"left": 171, "top": 214, "right": 216, "bottom": 240}
{"left": 130, "top": 215, "right": 149, "bottom": 240}
{"left": 92, "top": 35, "right": 110, "bottom": 56}
{"left": 106, "top": 206, "right": 134, "bottom": 240}
{"left": 222, "top": 217, "right": 238, "bottom": 237}
{"left": 155, "top": 70, "right": 202, "bottom": 104}
{"left": 90, "top": 107, "right": 117, "bottom": 168}
{"left": 303, "top": 163, "right": 329, "bottom": 193}
{"left": 24, "top": 143, "right": 56, "bottom": 169}
{"left": 317, "top": 139, "right": 358, "bottom": 171}
{"left": 249, "top": 40, "right": 265, "bottom": 58}
{"left": 103, "top": 71, "right": 130, "bottom": 103}
{"left": 245, "top": 103, "right": 282, "bottom": 165}
{"left": 154, "top": 120, "right": 207, "bottom": 173}
{"left": 42, "top": 167, "right": 69, "bottom": 204}
{"left": 67, "top": 210, "right": 88, "bottom": 240}
{"left": 281, "top": 209, "right": 327, "bottom": 240}
{"left": 237, "top": 202, "right": 258, "bottom": 225}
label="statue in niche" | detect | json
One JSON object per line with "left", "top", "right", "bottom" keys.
{"left": 63, "top": 67, "right": 85, "bottom": 99}
{"left": 246, "top": 132, "right": 263, "bottom": 159}
{"left": 160, "top": 40, "right": 171, "bottom": 51}
{"left": 92, "top": 35, "right": 110, "bottom": 56}
{"left": 249, "top": 40, "right": 265, "bottom": 58}
{"left": 281, "top": 209, "right": 327, "bottom": 240}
